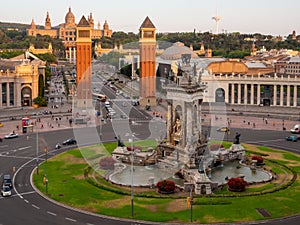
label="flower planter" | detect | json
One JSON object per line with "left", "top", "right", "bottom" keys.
{"left": 158, "top": 190, "right": 175, "bottom": 194}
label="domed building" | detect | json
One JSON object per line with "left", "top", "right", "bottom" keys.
{"left": 27, "top": 7, "right": 113, "bottom": 62}
{"left": 160, "top": 42, "right": 198, "bottom": 60}
{"left": 156, "top": 41, "right": 224, "bottom": 87}
{"left": 64, "top": 7, "right": 76, "bottom": 28}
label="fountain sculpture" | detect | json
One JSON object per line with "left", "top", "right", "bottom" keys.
{"left": 110, "top": 54, "right": 271, "bottom": 194}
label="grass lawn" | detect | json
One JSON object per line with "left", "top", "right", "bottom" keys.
{"left": 33, "top": 143, "right": 300, "bottom": 224}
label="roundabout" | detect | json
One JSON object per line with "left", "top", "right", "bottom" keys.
{"left": 32, "top": 142, "right": 300, "bottom": 224}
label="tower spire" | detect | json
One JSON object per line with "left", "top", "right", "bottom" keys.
{"left": 212, "top": 0, "right": 221, "bottom": 34}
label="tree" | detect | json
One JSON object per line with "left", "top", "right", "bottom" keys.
{"left": 120, "top": 64, "right": 132, "bottom": 78}
{"left": 33, "top": 96, "right": 47, "bottom": 106}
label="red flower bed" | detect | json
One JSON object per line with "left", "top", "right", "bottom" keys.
{"left": 126, "top": 146, "right": 142, "bottom": 151}
{"left": 251, "top": 155, "right": 264, "bottom": 164}
{"left": 209, "top": 144, "right": 224, "bottom": 151}
{"left": 227, "top": 177, "right": 248, "bottom": 192}
{"left": 99, "top": 157, "right": 116, "bottom": 170}
{"left": 156, "top": 180, "right": 176, "bottom": 193}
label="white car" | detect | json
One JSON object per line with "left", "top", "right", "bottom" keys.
{"left": 4, "top": 132, "right": 18, "bottom": 139}
{"left": 1, "top": 186, "right": 12, "bottom": 197}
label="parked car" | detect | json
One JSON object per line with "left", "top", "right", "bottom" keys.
{"left": 1, "top": 186, "right": 12, "bottom": 197}
{"left": 55, "top": 143, "right": 61, "bottom": 149}
{"left": 286, "top": 135, "right": 298, "bottom": 142}
{"left": 4, "top": 132, "right": 18, "bottom": 139}
{"left": 62, "top": 138, "right": 77, "bottom": 145}
{"left": 217, "top": 127, "right": 230, "bottom": 132}
{"left": 0, "top": 122, "right": 4, "bottom": 127}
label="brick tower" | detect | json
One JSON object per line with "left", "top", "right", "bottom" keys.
{"left": 76, "top": 16, "right": 92, "bottom": 108}
{"left": 139, "top": 17, "right": 157, "bottom": 106}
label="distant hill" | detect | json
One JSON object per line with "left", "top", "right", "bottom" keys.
{"left": 0, "top": 21, "right": 43, "bottom": 32}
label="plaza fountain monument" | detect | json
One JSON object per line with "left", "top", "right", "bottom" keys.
{"left": 110, "top": 54, "right": 271, "bottom": 194}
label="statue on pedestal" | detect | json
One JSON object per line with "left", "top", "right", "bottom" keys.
{"left": 173, "top": 118, "right": 182, "bottom": 141}
{"left": 234, "top": 132, "right": 241, "bottom": 144}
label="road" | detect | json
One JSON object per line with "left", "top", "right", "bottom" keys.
{"left": 0, "top": 65, "right": 299, "bottom": 224}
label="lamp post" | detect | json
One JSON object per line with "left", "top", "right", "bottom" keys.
{"left": 189, "top": 187, "right": 193, "bottom": 222}
{"left": 128, "top": 134, "right": 135, "bottom": 218}
{"left": 44, "top": 147, "right": 48, "bottom": 162}
{"left": 36, "top": 118, "right": 39, "bottom": 174}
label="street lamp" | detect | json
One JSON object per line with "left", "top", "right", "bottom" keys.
{"left": 128, "top": 133, "right": 135, "bottom": 218}
{"left": 36, "top": 118, "right": 39, "bottom": 174}
{"left": 44, "top": 147, "right": 48, "bottom": 162}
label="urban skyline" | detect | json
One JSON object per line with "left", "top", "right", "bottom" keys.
{"left": 1, "top": 0, "right": 300, "bottom": 36}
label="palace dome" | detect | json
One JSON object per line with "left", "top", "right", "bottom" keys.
{"left": 160, "top": 42, "right": 198, "bottom": 60}
{"left": 65, "top": 7, "right": 75, "bottom": 25}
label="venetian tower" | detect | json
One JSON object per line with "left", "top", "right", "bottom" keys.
{"left": 139, "top": 17, "right": 157, "bottom": 106}
{"left": 76, "top": 16, "right": 92, "bottom": 108}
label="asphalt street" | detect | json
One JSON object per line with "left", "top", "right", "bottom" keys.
{"left": 0, "top": 67, "right": 300, "bottom": 224}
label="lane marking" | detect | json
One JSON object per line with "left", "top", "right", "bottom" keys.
{"left": 18, "top": 191, "right": 36, "bottom": 196}
{"left": 18, "top": 146, "right": 32, "bottom": 150}
{"left": 47, "top": 211, "right": 57, "bottom": 216}
{"left": 24, "top": 199, "right": 29, "bottom": 204}
{"left": 0, "top": 155, "right": 35, "bottom": 160}
{"left": 32, "top": 204, "right": 40, "bottom": 209}
{"left": 65, "top": 217, "right": 77, "bottom": 222}
{"left": 0, "top": 145, "right": 8, "bottom": 148}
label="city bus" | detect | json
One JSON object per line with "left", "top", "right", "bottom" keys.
{"left": 92, "top": 93, "right": 107, "bottom": 102}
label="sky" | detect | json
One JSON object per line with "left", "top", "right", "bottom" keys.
{"left": 1, "top": 0, "right": 300, "bottom": 36}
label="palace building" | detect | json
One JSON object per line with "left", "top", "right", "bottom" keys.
{"left": 27, "top": 7, "right": 112, "bottom": 63}
{"left": 0, "top": 52, "right": 46, "bottom": 108}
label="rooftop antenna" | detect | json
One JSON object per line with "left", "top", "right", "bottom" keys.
{"left": 212, "top": 0, "right": 221, "bottom": 34}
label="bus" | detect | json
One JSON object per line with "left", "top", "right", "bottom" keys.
{"left": 92, "top": 93, "right": 107, "bottom": 102}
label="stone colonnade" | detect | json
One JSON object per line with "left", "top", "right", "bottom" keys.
{"left": 206, "top": 74, "right": 300, "bottom": 107}
{"left": 66, "top": 46, "right": 76, "bottom": 63}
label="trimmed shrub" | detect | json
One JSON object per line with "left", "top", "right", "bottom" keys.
{"left": 156, "top": 180, "right": 176, "bottom": 193}
{"left": 227, "top": 177, "right": 248, "bottom": 192}
{"left": 99, "top": 157, "right": 116, "bottom": 170}
{"left": 252, "top": 155, "right": 264, "bottom": 164}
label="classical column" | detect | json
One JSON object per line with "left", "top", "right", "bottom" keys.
{"left": 250, "top": 84, "right": 254, "bottom": 105}
{"left": 280, "top": 85, "right": 284, "bottom": 106}
{"left": 6, "top": 82, "right": 10, "bottom": 107}
{"left": 273, "top": 85, "right": 277, "bottom": 106}
{"left": 287, "top": 85, "right": 291, "bottom": 107}
{"left": 69, "top": 47, "right": 72, "bottom": 63}
{"left": 0, "top": 83, "right": 2, "bottom": 108}
{"left": 182, "top": 105, "right": 186, "bottom": 148}
{"left": 257, "top": 84, "right": 261, "bottom": 105}
{"left": 294, "top": 85, "right": 298, "bottom": 107}
{"left": 15, "top": 82, "right": 22, "bottom": 107}
{"left": 186, "top": 102, "right": 193, "bottom": 143}
{"left": 231, "top": 84, "right": 235, "bottom": 104}
{"left": 244, "top": 84, "right": 248, "bottom": 105}
{"left": 237, "top": 84, "right": 241, "bottom": 104}
{"left": 167, "top": 103, "right": 172, "bottom": 143}
{"left": 73, "top": 47, "right": 76, "bottom": 63}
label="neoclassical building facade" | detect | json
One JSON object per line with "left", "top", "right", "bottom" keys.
{"left": 27, "top": 7, "right": 113, "bottom": 62}
{"left": 0, "top": 52, "right": 46, "bottom": 108}
{"left": 202, "top": 72, "right": 300, "bottom": 107}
